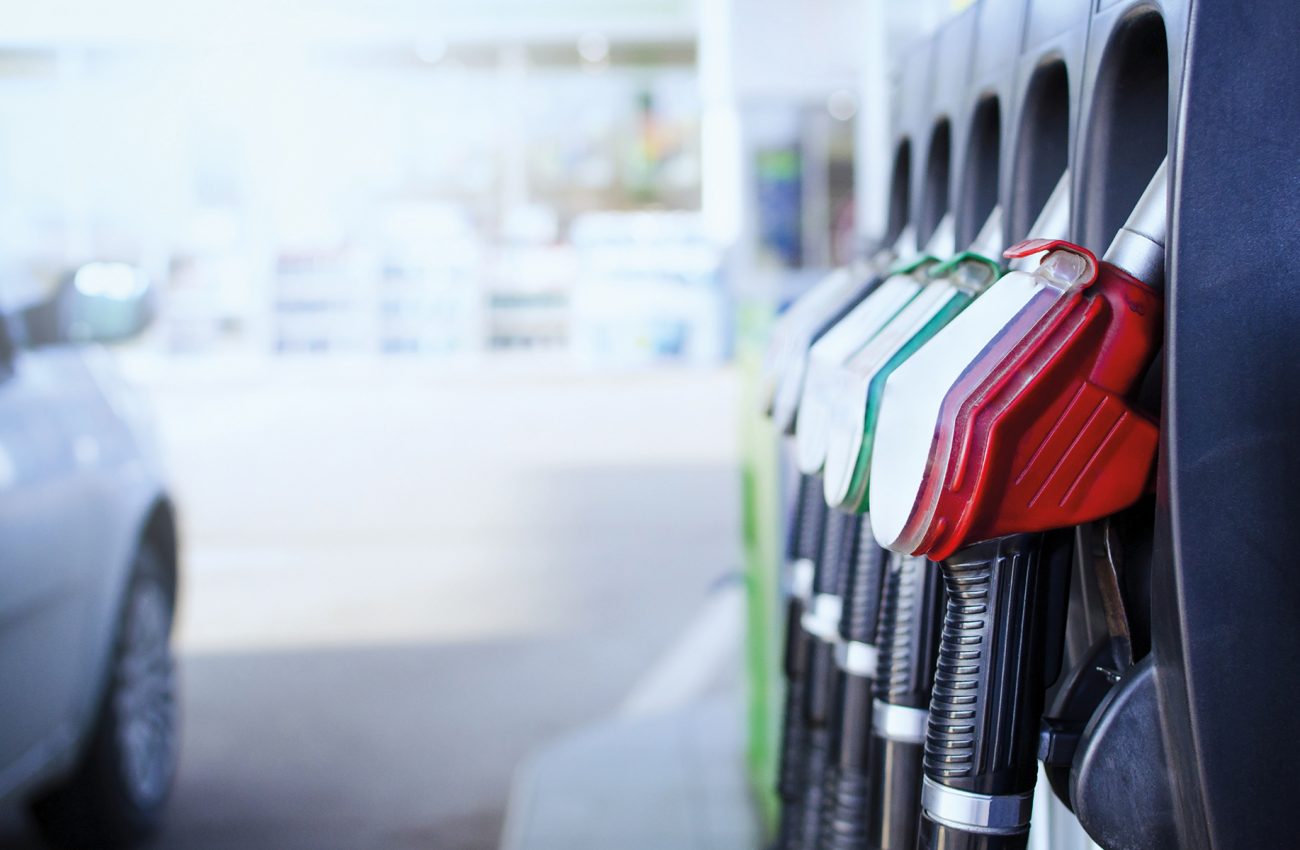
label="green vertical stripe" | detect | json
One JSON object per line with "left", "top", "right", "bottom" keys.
{"left": 737, "top": 299, "right": 783, "bottom": 835}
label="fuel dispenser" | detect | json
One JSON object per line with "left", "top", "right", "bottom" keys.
{"left": 865, "top": 163, "right": 1168, "bottom": 849}
{"left": 850, "top": 176, "right": 1070, "bottom": 850}
{"left": 795, "top": 219, "right": 954, "bottom": 479}
{"left": 773, "top": 220, "right": 955, "bottom": 850}
{"left": 782, "top": 503, "right": 860, "bottom": 849}
{"left": 767, "top": 230, "right": 915, "bottom": 436}
{"left": 801, "top": 185, "right": 1062, "bottom": 850}
{"left": 842, "top": 207, "right": 1003, "bottom": 850}
{"left": 822, "top": 205, "right": 1007, "bottom": 514}
{"left": 867, "top": 165, "right": 1165, "bottom": 558}
{"left": 820, "top": 207, "right": 1001, "bottom": 850}
{"left": 808, "top": 206, "right": 1009, "bottom": 843}
{"left": 765, "top": 237, "right": 909, "bottom": 840}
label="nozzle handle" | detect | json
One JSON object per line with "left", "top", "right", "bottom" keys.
{"left": 873, "top": 554, "right": 944, "bottom": 708}
{"left": 864, "top": 554, "right": 944, "bottom": 850}
{"left": 918, "top": 533, "right": 1071, "bottom": 847}
{"left": 795, "top": 473, "right": 829, "bottom": 563}
{"left": 814, "top": 508, "right": 858, "bottom": 597}
{"left": 842, "top": 520, "right": 888, "bottom": 646}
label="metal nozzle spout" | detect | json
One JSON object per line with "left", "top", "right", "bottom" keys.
{"left": 922, "top": 213, "right": 956, "bottom": 259}
{"left": 1009, "top": 173, "right": 1071, "bottom": 271}
{"left": 1030, "top": 172, "right": 1072, "bottom": 242}
{"left": 967, "top": 205, "right": 1004, "bottom": 259}
{"left": 1104, "top": 159, "right": 1169, "bottom": 290}
{"left": 891, "top": 224, "right": 919, "bottom": 259}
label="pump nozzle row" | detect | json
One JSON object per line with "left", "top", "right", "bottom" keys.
{"left": 760, "top": 157, "right": 1169, "bottom": 850}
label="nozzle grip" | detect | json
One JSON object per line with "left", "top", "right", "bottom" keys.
{"left": 917, "top": 533, "right": 1071, "bottom": 850}
{"left": 793, "top": 473, "right": 829, "bottom": 563}
{"left": 874, "top": 555, "right": 944, "bottom": 708}
{"left": 816, "top": 508, "right": 857, "bottom": 597}
{"left": 865, "top": 554, "right": 944, "bottom": 850}
{"left": 924, "top": 533, "right": 1070, "bottom": 796}
{"left": 842, "top": 518, "right": 888, "bottom": 645}
{"left": 818, "top": 763, "right": 872, "bottom": 850}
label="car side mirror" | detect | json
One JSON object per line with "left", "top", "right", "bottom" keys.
{"left": 21, "top": 262, "right": 156, "bottom": 347}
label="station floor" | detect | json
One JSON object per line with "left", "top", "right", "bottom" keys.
{"left": 0, "top": 361, "right": 749, "bottom": 850}
{"left": 500, "top": 696, "right": 760, "bottom": 850}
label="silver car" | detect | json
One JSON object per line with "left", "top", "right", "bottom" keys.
{"left": 0, "top": 264, "right": 179, "bottom": 848}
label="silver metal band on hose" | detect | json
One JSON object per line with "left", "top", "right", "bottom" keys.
{"left": 871, "top": 700, "right": 928, "bottom": 744}
{"left": 791, "top": 558, "right": 815, "bottom": 602}
{"left": 921, "top": 777, "right": 1034, "bottom": 835}
{"left": 800, "top": 593, "right": 843, "bottom": 643}
{"left": 835, "top": 640, "right": 878, "bottom": 677}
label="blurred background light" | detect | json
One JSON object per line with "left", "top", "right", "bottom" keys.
{"left": 73, "top": 261, "right": 148, "bottom": 300}
{"left": 0, "top": 1, "right": 888, "bottom": 847}
{"left": 827, "top": 88, "right": 858, "bottom": 121}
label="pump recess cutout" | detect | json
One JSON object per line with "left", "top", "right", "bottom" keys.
{"left": 1080, "top": 11, "right": 1169, "bottom": 251}
{"left": 1010, "top": 59, "right": 1069, "bottom": 244}
{"left": 959, "top": 95, "right": 1001, "bottom": 246}
{"left": 919, "top": 119, "right": 952, "bottom": 244}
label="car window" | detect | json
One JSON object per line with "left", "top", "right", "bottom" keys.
{"left": 0, "top": 314, "right": 14, "bottom": 378}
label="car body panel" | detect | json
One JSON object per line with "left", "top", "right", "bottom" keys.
{"left": 0, "top": 334, "right": 172, "bottom": 802}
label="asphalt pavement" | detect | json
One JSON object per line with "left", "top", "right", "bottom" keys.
{"left": 0, "top": 361, "right": 742, "bottom": 850}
